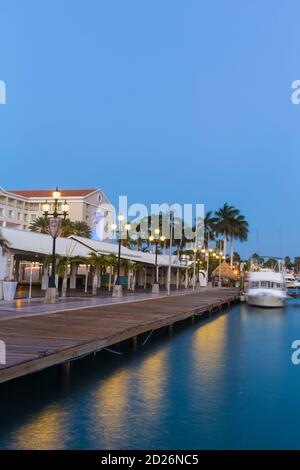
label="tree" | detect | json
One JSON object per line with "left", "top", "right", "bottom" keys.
{"left": 294, "top": 257, "right": 300, "bottom": 273}
{"left": 29, "top": 217, "right": 92, "bottom": 238}
{"left": 0, "top": 229, "right": 10, "bottom": 253}
{"left": 73, "top": 221, "right": 92, "bottom": 238}
{"left": 229, "top": 213, "right": 249, "bottom": 267}
{"left": 285, "top": 256, "right": 294, "bottom": 270}
{"left": 233, "top": 252, "right": 241, "bottom": 262}
{"left": 60, "top": 218, "right": 75, "bottom": 237}
{"left": 88, "top": 252, "right": 108, "bottom": 295}
{"left": 56, "top": 256, "right": 70, "bottom": 298}
{"left": 214, "top": 203, "right": 239, "bottom": 260}
{"left": 28, "top": 216, "right": 49, "bottom": 234}
{"left": 204, "top": 211, "right": 217, "bottom": 249}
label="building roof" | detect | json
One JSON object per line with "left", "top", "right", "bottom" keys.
{"left": 0, "top": 227, "right": 186, "bottom": 268}
{"left": 211, "top": 261, "right": 238, "bottom": 279}
{"left": 7, "top": 189, "right": 97, "bottom": 198}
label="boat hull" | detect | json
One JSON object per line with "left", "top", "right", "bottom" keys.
{"left": 246, "top": 294, "right": 286, "bottom": 308}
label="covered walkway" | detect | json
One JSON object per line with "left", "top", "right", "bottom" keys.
{"left": 0, "top": 227, "right": 192, "bottom": 300}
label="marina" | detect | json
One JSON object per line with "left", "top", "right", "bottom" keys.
{"left": 0, "top": 296, "right": 299, "bottom": 450}
{"left": 1, "top": 0, "right": 300, "bottom": 455}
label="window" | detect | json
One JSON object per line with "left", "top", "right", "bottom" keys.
{"left": 30, "top": 214, "right": 36, "bottom": 221}
{"left": 28, "top": 203, "right": 39, "bottom": 211}
{"left": 8, "top": 210, "right": 13, "bottom": 218}
{"left": 17, "top": 212, "right": 22, "bottom": 221}
{"left": 8, "top": 198, "right": 15, "bottom": 207}
{"left": 0, "top": 208, "right": 3, "bottom": 217}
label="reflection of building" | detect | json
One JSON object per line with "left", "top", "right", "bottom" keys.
{"left": 0, "top": 187, "right": 113, "bottom": 231}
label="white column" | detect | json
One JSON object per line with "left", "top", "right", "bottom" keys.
{"left": 185, "top": 268, "right": 188, "bottom": 288}
{"left": 70, "top": 262, "right": 77, "bottom": 290}
{"left": 0, "top": 248, "right": 7, "bottom": 281}
{"left": 85, "top": 265, "right": 89, "bottom": 293}
{"left": 108, "top": 266, "right": 112, "bottom": 291}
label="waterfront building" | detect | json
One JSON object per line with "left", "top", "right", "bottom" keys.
{"left": 0, "top": 187, "right": 113, "bottom": 232}
{"left": 0, "top": 227, "right": 188, "bottom": 297}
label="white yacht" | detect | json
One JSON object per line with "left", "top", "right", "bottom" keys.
{"left": 285, "top": 274, "right": 296, "bottom": 289}
{"left": 246, "top": 268, "right": 287, "bottom": 308}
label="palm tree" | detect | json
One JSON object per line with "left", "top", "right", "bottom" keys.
{"left": 56, "top": 256, "right": 70, "bottom": 298}
{"left": 73, "top": 221, "right": 92, "bottom": 238}
{"left": 120, "top": 259, "right": 136, "bottom": 290}
{"left": 60, "top": 218, "right": 75, "bottom": 237}
{"left": 204, "top": 211, "right": 217, "bottom": 249}
{"left": 28, "top": 216, "right": 49, "bottom": 234}
{"left": 44, "top": 254, "right": 70, "bottom": 297}
{"left": 0, "top": 229, "right": 9, "bottom": 253}
{"left": 229, "top": 214, "right": 249, "bottom": 267}
{"left": 214, "top": 203, "right": 239, "bottom": 259}
{"left": 104, "top": 254, "right": 117, "bottom": 290}
{"left": 88, "top": 252, "right": 107, "bottom": 295}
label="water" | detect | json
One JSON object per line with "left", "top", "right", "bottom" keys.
{"left": 1, "top": 299, "right": 300, "bottom": 449}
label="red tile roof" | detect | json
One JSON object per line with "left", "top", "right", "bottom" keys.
{"left": 7, "top": 189, "right": 97, "bottom": 198}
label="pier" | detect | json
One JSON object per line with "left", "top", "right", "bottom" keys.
{"left": 0, "top": 288, "right": 239, "bottom": 384}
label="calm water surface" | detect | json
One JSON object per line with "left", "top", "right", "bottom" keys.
{"left": 1, "top": 299, "right": 300, "bottom": 449}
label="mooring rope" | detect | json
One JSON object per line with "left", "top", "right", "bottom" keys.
{"left": 142, "top": 330, "right": 154, "bottom": 347}
{"left": 104, "top": 347, "right": 124, "bottom": 356}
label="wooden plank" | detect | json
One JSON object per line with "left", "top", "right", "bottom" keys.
{"left": 0, "top": 289, "right": 239, "bottom": 384}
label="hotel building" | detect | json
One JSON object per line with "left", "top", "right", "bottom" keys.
{"left": 0, "top": 187, "right": 113, "bottom": 231}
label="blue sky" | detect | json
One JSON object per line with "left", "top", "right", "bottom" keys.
{"left": 0, "top": 1, "right": 299, "bottom": 257}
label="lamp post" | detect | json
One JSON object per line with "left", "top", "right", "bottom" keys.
{"left": 193, "top": 248, "right": 197, "bottom": 290}
{"left": 167, "top": 210, "right": 174, "bottom": 295}
{"left": 42, "top": 188, "right": 69, "bottom": 303}
{"left": 111, "top": 214, "right": 131, "bottom": 297}
{"left": 149, "top": 228, "right": 165, "bottom": 293}
{"left": 217, "top": 251, "right": 223, "bottom": 287}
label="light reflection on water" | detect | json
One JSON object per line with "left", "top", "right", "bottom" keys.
{"left": 13, "top": 405, "right": 68, "bottom": 450}
{"left": 1, "top": 301, "right": 300, "bottom": 449}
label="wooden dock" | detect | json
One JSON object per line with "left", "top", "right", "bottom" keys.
{"left": 0, "top": 289, "right": 239, "bottom": 384}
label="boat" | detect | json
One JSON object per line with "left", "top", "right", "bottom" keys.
{"left": 246, "top": 259, "right": 287, "bottom": 308}
{"left": 285, "top": 274, "right": 296, "bottom": 289}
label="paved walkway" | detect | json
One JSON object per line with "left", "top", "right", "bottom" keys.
{"left": 0, "top": 288, "right": 217, "bottom": 321}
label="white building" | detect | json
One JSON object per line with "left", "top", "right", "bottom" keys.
{"left": 0, "top": 226, "right": 189, "bottom": 297}
{"left": 0, "top": 187, "right": 113, "bottom": 232}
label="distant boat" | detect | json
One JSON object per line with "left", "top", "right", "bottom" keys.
{"left": 285, "top": 274, "right": 296, "bottom": 289}
{"left": 246, "top": 260, "right": 287, "bottom": 308}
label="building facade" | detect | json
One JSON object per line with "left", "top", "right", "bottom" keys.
{"left": 0, "top": 187, "right": 113, "bottom": 233}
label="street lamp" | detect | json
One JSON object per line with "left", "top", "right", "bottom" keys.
{"left": 43, "top": 188, "right": 69, "bottom": 303}
{"left": 149, "top": 229, "right": 165, "bottom": 293}
{"left": 218, "top": 251, "right": 223, "bottom": 287}
{"left": 110, "top": 214, "right": 131, "bottom": 297}
{"left": 193, "top": 248, "right": 197, "bottom": 290}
